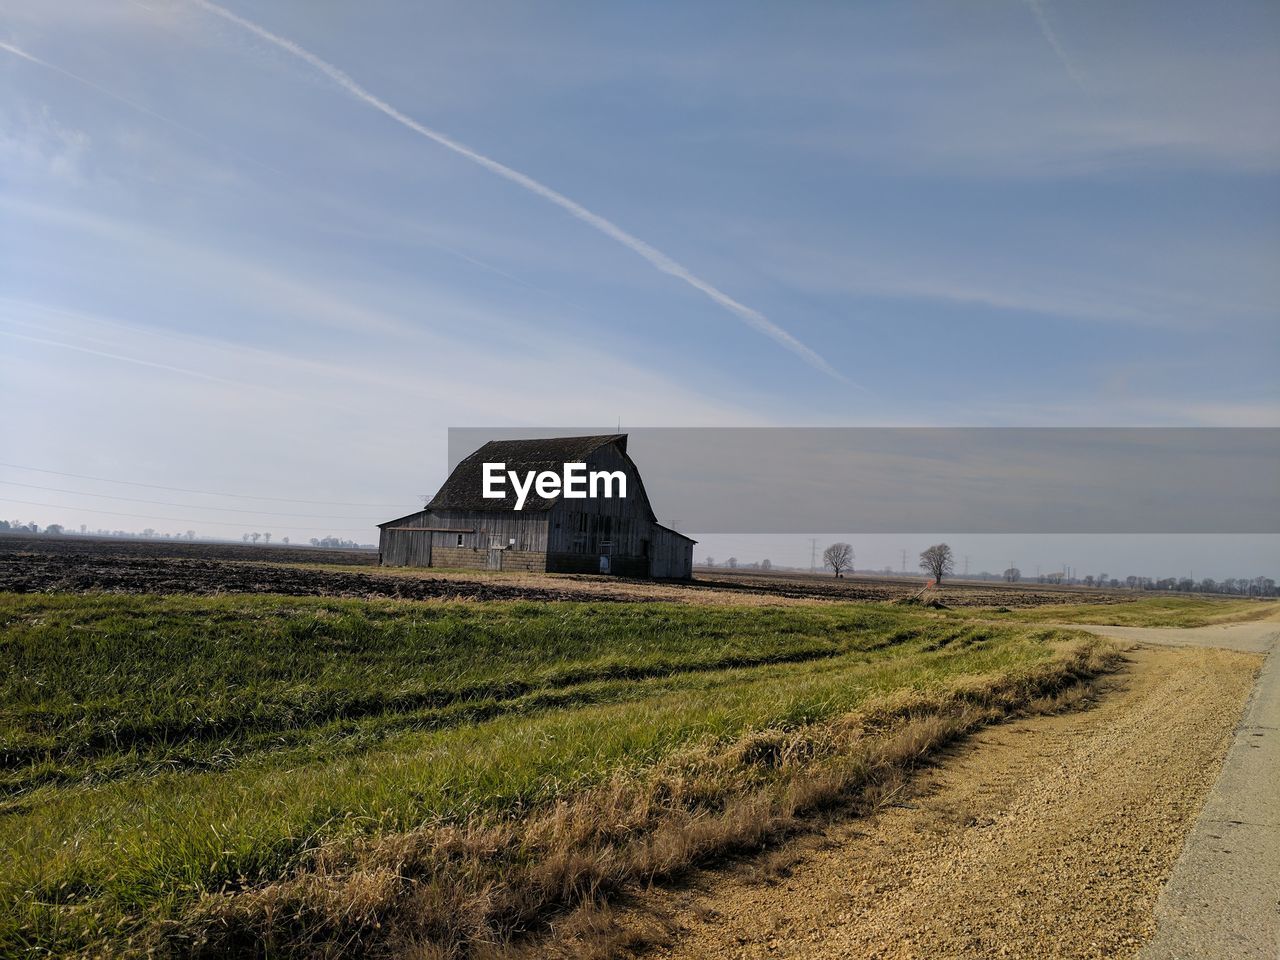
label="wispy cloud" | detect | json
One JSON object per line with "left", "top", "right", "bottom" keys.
{"left": 183, "top": 0, "right": 843, "bottom": 381}
{"left": 1, "top": 294, "right": 760, "bottom": 426}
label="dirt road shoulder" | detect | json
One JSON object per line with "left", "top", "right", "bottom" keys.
{"left": 1135, "top": 624, "right": 1280, "bottom": 960}
{"left": 625, "top": 644, "right": 1259, "bottom": 959}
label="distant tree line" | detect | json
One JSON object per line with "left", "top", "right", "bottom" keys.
{"left": 309, "top": 536, "right": 366, "bottom": 550}
{"left": 699, "top": 556, "right": 774, "bottom": 571}
{"left": 242, "top": 532, "right": 284, "bottom": 545}
{"left": 0, "top": 520, "right": 373, "bottom": 550}
{"left": 0, "top": 520, "right": 199, "bottom": 540}
{"left": 693, "top": 541, "right": 1277, "bottom": 596}
{"left": 1136, "top": 575, "right": 1276, "bottom": 596}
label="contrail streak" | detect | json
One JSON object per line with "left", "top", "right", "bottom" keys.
{"left": 1023, "top": 0, "right": 1088, "bottom": 92}
{"left": 0, "top": 329, "right": 237, "bottom": 383}
{"left": 185, "top": 0, "right": 842, "bottom": 380}
{"left": 0, "top": 40, "right": 193, "bottom": 133}
{"left": 0, "top": 39, "right": 286, "bottom": 177}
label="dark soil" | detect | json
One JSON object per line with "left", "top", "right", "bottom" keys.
{"left": 0, "top": 533, "right": 378, "bottom": 565}
{"left": 688, "top": 570, "right": 1125, "bottom": 608}
{"left": 0, "top": 535, "right": 1128, "bottom": 607}
{"left": 0, "top": 538, "right": 649, "bottom": 603}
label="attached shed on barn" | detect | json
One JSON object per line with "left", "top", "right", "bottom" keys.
{"left": 378, "top": 434, "right": 695, "bottom": 579}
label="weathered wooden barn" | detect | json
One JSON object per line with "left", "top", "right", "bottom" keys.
{"left": 378, "top": 435, "right": 695, "bottom": 579}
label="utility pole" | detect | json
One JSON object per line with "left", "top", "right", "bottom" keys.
{"left": 810, "top": 539, "right": 817, "bottom": 575}
{"left": 901, "top": 549, "right": 906, "bottom": 574}
{"left": 963, "top": 555, "right": 970, "bottom": 577}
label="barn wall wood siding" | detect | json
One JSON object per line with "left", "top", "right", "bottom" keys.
{"left": 378, "top": 435, "right": 694, "bottom": 579}
{"left": 379, "top": 523, "right": 432, "bottom": 567}
{"left": 419, "top": 511, "right": 549, "bottom": 552}
{"left": 378, "top": 511, "right": 549, "bottom": 563}
{"left": 544, "top": 444, "right": 656, "bottom": 559}
{"left": 650, "top": 525, "right": 694, "bottom": 579}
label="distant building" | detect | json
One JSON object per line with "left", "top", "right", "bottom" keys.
{"left": 378, "top": 434, "right": 695, "bottom": 579}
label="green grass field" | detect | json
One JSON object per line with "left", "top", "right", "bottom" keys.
{"left": 974, "top": 595, "right": 1277, "bottom": 628}
{"left": 0, "top": 593, "right": 1127, "bottom": 957}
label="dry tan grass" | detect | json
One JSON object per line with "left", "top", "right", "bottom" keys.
{"left": 169, "top": 639, "right": 1120, "bottom": 960}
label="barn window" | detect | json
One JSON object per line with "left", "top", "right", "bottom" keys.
{"left": 456, "top": 533, "right": 464, "bottom": 547}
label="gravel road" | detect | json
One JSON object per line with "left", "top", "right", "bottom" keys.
{"left": 634, "top": 641, "right": 1261, "bottom": 959}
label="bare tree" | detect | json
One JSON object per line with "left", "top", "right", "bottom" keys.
{"left": 250, "top": 532, "right": 261, "bottom": 544}
{"left": 263, "top": 532, "right": 272, "bottom": 544}
{"left": 824, "top": 542, "right": 854, "bottom": 578}
{"left": 726, "top": 557, "right": 738, "bottom": 569}
{"left": 704, "top": 556, "right": 715, "bottom": 567}
{"left": 1003, "top": 566, "right": 1020, "bottom": 583}
{"left": 919, "top": 543, "right": 954, "bottom": 584}
{"left": 760, "top": 558, "right": 772, "bottom": 570}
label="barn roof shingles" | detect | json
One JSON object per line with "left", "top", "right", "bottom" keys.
{"left": 424, "top": 434, "right": 632, "bottom": 514}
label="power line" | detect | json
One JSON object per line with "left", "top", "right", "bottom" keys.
{"left": 0, "top": 496, "right": 374, "bottom": 534}
{"left": 0, "top": 461, "right": 401, "bottom": 507}
{"left": 0, "top": 480, "right": 391, "bottom": 519}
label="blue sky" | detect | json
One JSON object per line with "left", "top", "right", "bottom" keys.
{"left": 1, "top": 0, "right": 1277, "bottom": 564}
